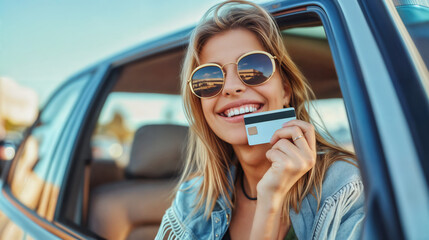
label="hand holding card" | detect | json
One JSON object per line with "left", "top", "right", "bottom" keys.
{"left": 244, "top": 107, "right": 296, "bottom": 146}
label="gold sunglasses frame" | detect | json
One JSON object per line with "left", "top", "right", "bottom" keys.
{"left": 188, "top": 50, "right": 277, "bottom": 99}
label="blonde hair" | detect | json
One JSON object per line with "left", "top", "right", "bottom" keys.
{"left": 177, "top": 0, "right": 355, "bottom": 220}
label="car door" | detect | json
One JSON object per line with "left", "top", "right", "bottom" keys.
{"left": 336, "top": 0, "right": 429, "bottom": 239}
{"left": 268, "top": 0, "right": 429, "bottom": 238}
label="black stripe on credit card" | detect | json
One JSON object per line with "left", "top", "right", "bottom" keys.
{"left": 244, "top": 109, "right": 296, "bottom": 125}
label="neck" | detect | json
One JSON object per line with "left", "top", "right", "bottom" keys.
{"left": 233, "top": 143, "right": 272, "bottom": 198}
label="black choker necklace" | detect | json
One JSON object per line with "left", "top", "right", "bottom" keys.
{"left": 241, "top": 175, "right": 257, "bottom": 201}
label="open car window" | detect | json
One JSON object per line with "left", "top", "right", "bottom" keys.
{"left": 282, "top": 25, "right": 354, "bottom": 152}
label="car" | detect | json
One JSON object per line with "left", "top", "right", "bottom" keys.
{"left": 0, "top": 0, "right": 428, "bottom": 239}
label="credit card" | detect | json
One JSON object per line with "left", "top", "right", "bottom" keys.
{"left": 244, "top": 107, "right": 296, "bottom": 146}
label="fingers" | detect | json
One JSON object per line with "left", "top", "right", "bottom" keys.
{"left": 283, "top": 120, "right": 316, "bottom": 152}
{"left": 262, "top": 120, "right": 317, "bottom": 200}
{"left": 267, "top": 119, "right": 317, "bottom": 167}
{"left": 266, "top": 139, "right": 314, "bottom": 173}
{"left": 270, "top": 123, "right": 309, "bottom": 152}
{"left": 266, "top": 144, "right": 296, "bottom": 170}
{"left": 270, "top": 138, "right": 297, "bottom": 158}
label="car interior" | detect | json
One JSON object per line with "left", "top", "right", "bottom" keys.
{"left": 88, "top": 124, "right": 188, "bottom": 240}
{"left": 57, "top": 14, "right": 353, "bottom": 240}
{"left": 84, "top": 51, "right": 191, "bottom": 240}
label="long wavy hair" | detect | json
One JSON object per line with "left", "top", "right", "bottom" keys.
{"left": 177, "top": 0, "right": 355, "bottom": 220}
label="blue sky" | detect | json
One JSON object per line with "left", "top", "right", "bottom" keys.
{"left": 1, "top": 0, "right": 273, "bottom": 105}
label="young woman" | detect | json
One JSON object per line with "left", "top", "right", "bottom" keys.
{"left": 156, "top": 1, "right": 364, "bottom": 239}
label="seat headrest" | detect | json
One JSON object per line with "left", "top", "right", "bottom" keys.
{"left": 126, "top": 124, "right": 188, "bottom": 178}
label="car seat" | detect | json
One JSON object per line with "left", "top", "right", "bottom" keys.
{"left": 88, "top": 124, "right": 188, "bottom": 240}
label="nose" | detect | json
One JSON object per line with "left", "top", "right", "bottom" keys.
{"left": 221, "top": 64, "right": 246, "bottom": 96}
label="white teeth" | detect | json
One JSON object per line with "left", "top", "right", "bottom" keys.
{"left": 224, "top": 104, "right": 259, "bottom": 117}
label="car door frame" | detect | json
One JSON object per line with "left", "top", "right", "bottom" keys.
{"left": 272, "top": 0, "right": 429, "bottom": 239}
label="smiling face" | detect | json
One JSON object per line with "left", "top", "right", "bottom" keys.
{"left": 199, "top": 28, "right": 291, "bottom": 146}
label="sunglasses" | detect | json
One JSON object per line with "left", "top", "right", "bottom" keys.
{"left": 188, "top": 50, "right": 277, "bottom": 98}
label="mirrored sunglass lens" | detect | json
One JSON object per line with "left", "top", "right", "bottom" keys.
{"left": 191, "top": 66, "right": 224, "bottom": 98}
{"left": 238, "top": 53, "right": 273, "bottom": 85}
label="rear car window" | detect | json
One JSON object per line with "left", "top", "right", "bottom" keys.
{"left": 92, "top": 92, "right": 187, "bottom": 167}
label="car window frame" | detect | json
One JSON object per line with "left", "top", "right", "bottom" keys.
{"left": 273, "top": 2, "right": 406, "bottom": 238}
{"left": 50, "top": 64, "right": 112, "bottom": 239}
{"left": 354, "top": 0, "right": 429, "bottom": 233}
{"left": 329, "top": 0, "right": 428, "bottom": 238}
{"left": 54, "top": 67, "right": 121, "bottom": 235}
{"left": 359, "top": 0, "right": 429, "bottom": 170}
{"left": 55, "top": 44, "right": 189, "bottom": 238}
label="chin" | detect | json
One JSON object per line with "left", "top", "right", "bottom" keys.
{"left": 221, "top": 135, "right": 249, "bottom": 146}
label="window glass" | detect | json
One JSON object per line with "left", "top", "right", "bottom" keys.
{"left": 309, "top": 99, "right": 354, "bottom": 152}
{"left": 282, "top": 25, "right": 354, "bottom": 152}
{"left": 91, "top": 92, "right": 186, "bottom": 167}
{"left": 394, "top": 1, "right": 429, "bottom": 69}
{"left": 6, "top": 73, "right": 91, "bottom": 221}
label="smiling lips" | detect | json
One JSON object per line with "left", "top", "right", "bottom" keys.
{"left": 220, "top": 104, "right": 261, "bottom": 118}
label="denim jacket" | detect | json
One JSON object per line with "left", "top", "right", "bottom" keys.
{"left": 156, "top": 160, "right": 365, "bottom": 240}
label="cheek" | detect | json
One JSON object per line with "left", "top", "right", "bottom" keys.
{"left": 257, "top": 75, "right": 289, "bottom": 105}
{"left": 272, "top": 73, "right": 290, "bottom": 104}
{"left": 200, "top": 99, "right": 216, "bottom": 123}
{"left": 273, "top": 72, "right": 286, "bottom": 92}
